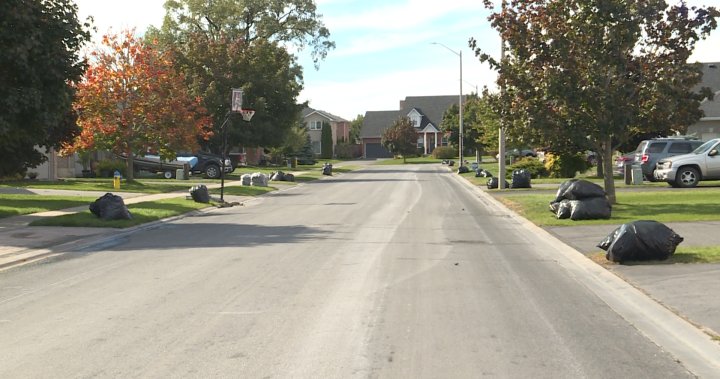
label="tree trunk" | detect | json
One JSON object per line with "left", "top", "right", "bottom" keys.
{"left": 595, "top": 154, "right": 604, "bottom": 177}
{"left": 601, "top": 136, "right": 616, "bottom": 204}
{"left": 126, "top": 146, "right": 135, "bottom": 181}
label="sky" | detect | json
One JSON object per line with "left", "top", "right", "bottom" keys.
{"left": 75, "top": 0, "right": 720, "bottom": 121}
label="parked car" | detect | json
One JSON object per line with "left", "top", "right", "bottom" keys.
{"left": 176, "top": 152, "right": 232, "bottom": 179}
{"left": 614, "top": 152, "right": 636, "bottom": 176}
{"left": 634, "top": 137, "right": 703, "bottom": 181}
{"left": 496, "top": 148, "right": 537, "bottom": 160}
{"left": 654, "top": 138, "right": 720, "bottom": 187}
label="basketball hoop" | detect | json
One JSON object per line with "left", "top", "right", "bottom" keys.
{"left": 239, "top": 108, "right": 255, "bottom": 122}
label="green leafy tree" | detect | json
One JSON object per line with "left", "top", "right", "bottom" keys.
{"left": 441, "top": 94, "right": 501, "bottom": 161}
{"left": 350, "top": 114, "right": 364, "bottom": 143}
{"left": 0, "top": 0, "right": 91, "bottom": 177}
{"left": 472, "top": 0, "right": 718, "bottom": 203}
{"left": 381, "top": 117, "right": 418, "bottom": 163}
{"left": 320, "top": 121, "right": 333, "bottom": 159}
{"left": 149, "top": 0, "right": 335, "bottom": 154}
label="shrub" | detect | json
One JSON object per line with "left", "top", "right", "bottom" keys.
{"left": 432, "top": 146, "right": 457, "bottom": 159}
{"left": 95, "top": 159, "right": 126, "bottom": 178}
{"left": 508, "top": 157, "right": 548, "bottom": 178}
{"left": 544, "top": 152, "right": 590, "bottom": 178}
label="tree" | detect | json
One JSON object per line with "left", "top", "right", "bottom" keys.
{"left": 320, "top": 121, "right": 333, "bottom": 159}
{"left": 472, "top": 0, "right": 718, "bottom": 203}
{"left": 441, "top": 94, "right": 501, "bottom": 161}
{"left": 350, "top": 114, "right": 364, "bottom": 143}
{"left": 381, "top": 117, "right": 418, "bottom": 163}
{"left": 0, "top": 0, "right": 91, "bottom": 177}
{"left": 64, "top": 30, "right": 212, "bottom": 180}
{"left": 149, "top": 0, "right": 334, "bottom": 153}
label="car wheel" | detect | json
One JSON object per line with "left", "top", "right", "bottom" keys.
{"left": 205, "top": 164, "right": 220, "bottom": 179}
{"left": 676, "top": 167, "right": 700, "bottom": 188}
{"left": 163, "top": 170, "right": 174, "bottom": 179}
{"left": 668, "top": 180, "right": 680, "bottom": 188}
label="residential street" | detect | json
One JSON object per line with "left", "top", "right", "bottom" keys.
{"left": 0, "top": 165, "right": 707, "bottom": 377}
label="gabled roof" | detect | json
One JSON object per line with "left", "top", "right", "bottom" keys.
{"left": 301, "top": 107, "right": 349, "bottom": 122}
{"left": 400, "top": 96, "right": 461, "bottom": 130}
{"left": 361, "top": 95, "right": 464, "bottom": 138}
{"left": 360, "top": 110, "right": 399, "bottom": 138}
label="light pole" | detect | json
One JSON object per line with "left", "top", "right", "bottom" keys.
{"left": 498, "top": 0, "right": 507, "bottom": 189}
{"left": 432, "top": 42, "right": 464, "bottom": 167}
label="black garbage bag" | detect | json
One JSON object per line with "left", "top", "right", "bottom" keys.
{"left": 487, "top": 177, "right": 510, "bottom": 189}
{"left": 550, "top": 200, "right": 573, "bottom": 219}
{"left": 189, "top": 184, "right": 210, "bottom": 203}
{"left": 475, "top": 169, "right": 493, "bottom": 178}
{"left": 597, "top": 220, "right": 684, "bottom": 263}
{"left": 284, "top": 173, "right": 295, "bottom": 182}
{"left": 555, "top": 179, "right": 605, "bottom": 201}
{"left": 270, "top": 171, "right": 286, "bottom": 181}
{"left": 569, "top": 197, "right": 611, "bottom": 220}
{"left": 458, "top": 166, "right": 470, "bottom": 174}
{"left": 448, "top": 160, "right": 455, "bottom": 167}
{"left": 89, "top": 193, "right": 132, "bottom": 220}
{"left": 322, "top": 163, "right": 333, "bottom": 176}
{"left": 511, "top": 169, "right": 532, "bottom": 189}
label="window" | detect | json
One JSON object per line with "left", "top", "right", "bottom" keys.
{"left": 309, "top": 121, "right": 322, "bottom": 130}
{"left": 668, "top": 142, "right": 693, "bottom": 154}
{"left": 647, "top": 143, "right": 667, "bottom": 153}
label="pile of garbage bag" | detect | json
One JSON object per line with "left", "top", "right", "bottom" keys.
{"left": 597, "top": 220, "right": 684, "bottom": 263}
{"left": 89, "top": 193, "right": 132, "bottom": 220}
{"left": 189, "top": 184, "right": 210, "bottom": 203}
{"left": 251, "top": 173, "right": 269, "bottom": 187}
{"left": 457, "top": 166, "right": 470, "bottom": 174}
{"left": 549, "top": 179, "right": 611, "bottom": 220}
{"left": 487, "top": 177, "right": 510, "bottom": 189}
{"left": 511, "top": 169, "right": 531, "bottom": 189}
{"left": 270, "top": 171, "right": 295, "bottom": 182}
{"left": 475, "top": 169, "right": 493, "bottom": 178}
{"left": 322, "top": 163, "right": 333, "bottom": 176}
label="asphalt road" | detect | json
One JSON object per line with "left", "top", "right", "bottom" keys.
{"left": 0, "top": 165, "right": 697, "bottom": 377}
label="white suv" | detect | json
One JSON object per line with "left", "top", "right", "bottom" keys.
{"left": 654, "top": 138, "right": 720, "bottom": 187}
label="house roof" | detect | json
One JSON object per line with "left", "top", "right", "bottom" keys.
{"left": 360, "top": 110, "right": 399, "bottom": 138}
{"left": 361, "top": 95, "right": 464, "bottom": 138}
{"left": 400, "top": 95, "right": 460, "bottom": 129}
{"left": 301, "top": 107, "right": 349, "bottom": 122}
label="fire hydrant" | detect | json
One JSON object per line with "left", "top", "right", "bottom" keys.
{"left": 113, "top": 170, "right": 121, "bottom": 190}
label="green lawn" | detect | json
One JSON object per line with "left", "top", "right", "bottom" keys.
{"left": 495, "top": 189, "right": 720, "bottom": 227}
{"left": 590, "top": 246, "right": 720, "bottom": 265}
{"left": 0, "top": 194, "right": 98, "bottom": 219}
{"left": 29, "top": 197, "right": 213, "bottom": 228}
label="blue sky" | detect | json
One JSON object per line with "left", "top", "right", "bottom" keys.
{"left": 76, "top": 0, "right": 720, "bottom": 120}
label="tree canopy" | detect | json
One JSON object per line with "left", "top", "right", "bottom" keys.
{"left": 0, "top": 0, "right": 91, "bottom": 177}
{"left": 382, "top": 117, "right": 418, "bottom": 163}
{"left": 149, "top": 0, "right": 334, "bottom": 154}
{"left": 472, "top": 0, "right": 718, "bottom": 203}
{"left": 64, "top": 30, "right": 212, "bottom": 180}
{"left": 441, "top": 94, "right": 501, "bottom": 159}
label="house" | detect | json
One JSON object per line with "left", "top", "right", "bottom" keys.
{"left": 360, "top": 95, "right": 462, "bottom": 159}
{"left": 301, "top": 107, "right": 350, "bottom": 156}
{"left": 687, "top": 62, "right": 720, "bottom": 140}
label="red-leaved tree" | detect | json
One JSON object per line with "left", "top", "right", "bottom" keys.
{"left": 63, "top": 29, "right": 212, "bottom": 179}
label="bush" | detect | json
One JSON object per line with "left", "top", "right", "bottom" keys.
{"left": 432, "top": 146, "right": 457, "bottom": 159}
{"left": 95, "top": 159, "right": 126, "bottom": 178}
{"left": 544, "top": 152, "right": 590, "bottom": 178}
{"left": 508, "top": 157, "right": 548, "bottom": 178}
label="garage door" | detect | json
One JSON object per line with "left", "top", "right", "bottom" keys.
{"left": 365, "top": 143, "right": 393, "bottom": 158}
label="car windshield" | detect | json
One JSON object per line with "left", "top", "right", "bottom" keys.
{"left": 692, "top": 140, "right": 720, "bottom": 154}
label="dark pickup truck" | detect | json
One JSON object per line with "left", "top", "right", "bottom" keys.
{"left": 122, "top": 152, "right": 232, "bottom": 179}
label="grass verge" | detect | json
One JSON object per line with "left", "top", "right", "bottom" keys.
{"left": 29, "top": 197, "right": 213, "bottom": 228}
{"left": 588, "top": 246, "right": 720, "bottom": 265}
{"left": 0, "top": 194, "right": 97, "bottom": 219}
{"left": 494, "top": 189, "right": 720, "bottom": 226}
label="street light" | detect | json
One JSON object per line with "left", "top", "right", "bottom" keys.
{"left": 432, "top": 42, "right": 464, "bottom": 167}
